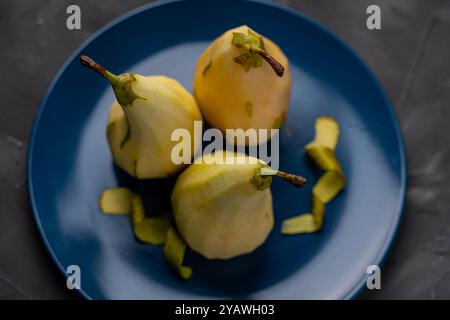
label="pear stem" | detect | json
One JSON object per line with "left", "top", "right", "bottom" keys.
{"left": 275, "top": 170, "right": 307, "bottom": 187}
{"left": 260, "top": 168, "right": 307, "bottom": 187}
{"left": 80, "top": 55, "right": 117, "bottom": 83}
{"left": 257, "top": 50, "right": 285, "bottom": 77}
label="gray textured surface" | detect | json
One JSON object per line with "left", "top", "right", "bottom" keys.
{"left": 0, "top": 0, "right": 449, "bottom": 299}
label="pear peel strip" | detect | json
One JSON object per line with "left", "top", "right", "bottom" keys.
{"left": 99, "top": 187, "right": 135, "bottom": 214}
{"left": 281, "top": 116, "right": 345, "bottom": 235}
{"left": 99, "top": 188, "right": 189, "bottom": 277}
{"left": 164, "top": 228, "right": 192, "bottom": 280}
{"left": 131, "top": 195, "right": 170, "bottom": 245}
{"left": 133, "top": 218, "right": 170, "bottom": 245}
{"left": 98, "top": 187, "right": 170, "bottom": 245}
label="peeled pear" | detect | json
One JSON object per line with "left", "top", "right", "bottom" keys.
{"left": 80, "top": 55, "right": 202, "bottom": 179}
{"left": 171, "top": 151, "right": 306, "bottom": 260}
{"left": 193, "top": 26, "right": 292, "bottom": 145}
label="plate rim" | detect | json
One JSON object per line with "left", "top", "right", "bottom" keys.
{"left": 27, "top": 0, "right": 407, "bottom": 300}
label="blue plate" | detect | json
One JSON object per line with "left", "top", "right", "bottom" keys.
{"left": 28, "top": 0, "right": 406, "bottom": 299}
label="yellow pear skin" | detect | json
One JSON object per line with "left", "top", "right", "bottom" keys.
{"left": 193, "top": 26, "right": 292, "bottom": 145}
{"left": 171, "top": 151, "right": 274, "bottom": 260}
{"left": 81, "top": 56, "right": 202, "bottom": 179}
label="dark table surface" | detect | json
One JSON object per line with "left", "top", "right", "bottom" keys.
{"left": 0, "top": 0, "right": 449, "bottom": 299}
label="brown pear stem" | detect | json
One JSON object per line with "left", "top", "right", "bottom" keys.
{"left": 257, "top": 51, "right": 285, "bottom": 77}
{"left": 80, "top": 55, "right": 117, "bottom": 83}
{"left": 261, "top": 167, "right": 307, "bottom": 187}
{"left": 275, "top": 170, "right": 307, "bottom": 187}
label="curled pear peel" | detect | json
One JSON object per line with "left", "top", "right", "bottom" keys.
{"left": 281, "top": 116, "right": 346, "bottom": 235}
{"left": 130, "top": 195, "right": 145, "bottom": 225}
{"left": 171, "top": 151, "right": 306, "bottom": 260}
{"left": 193, "top": 26, "right": 292, "bottom": 145}
{"left": 99, "top": 188, "right": 188, "bottom": 278}
{"left": 99, "top": 187, "right": 135, "bottom": 214}
{"left": 133, "top": 217, "right": 170, "bottom": 245}
{"left": 98, "top": 187, "right": 170, "bottom": 245}
{"left": 80, "top": 55, "right": 202, "bottom": 179}
{"left": 130, "top": 195, "right": 170, "bottom": 245}
{"left": 163, "top": 228, "right": 192, "bottom": 280}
